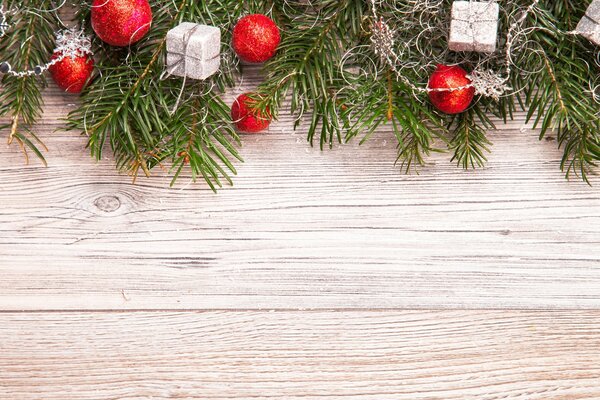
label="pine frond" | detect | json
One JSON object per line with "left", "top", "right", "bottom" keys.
{"left": 256, "top": 0, "right": 366, "bottom": 149}
{"left": 450, "top": 106, "right": 494, "bottom": 169}
{"left": 0, "top": 0, "right": 58, "bottom": 164}
{"left": 523, "top": 2, "right": 600, "bottom": 182}
{"left": 66, "top": 0, "right": 243, "bottom": 189}
{"left": 344, "top": 68, "right": 446, "bottom": 172}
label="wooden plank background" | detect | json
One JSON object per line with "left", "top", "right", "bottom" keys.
{"left": 1, "top": 70, "right": 600, "bottom": 310}
{"left": 1, "top": 66, "right": 600, "bottom": 398}
{"left": 2, "top": 311, "right": 600, "bottom": 400}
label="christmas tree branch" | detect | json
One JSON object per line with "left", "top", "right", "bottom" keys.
{"left": 59, "top": 0, "right": 600, "bottom": 185}
{"left": 344, "top": 65, "right": 445, "bottom": 172}
{"left": 67, "top": 0, "right": 244, "bottom": 189}
{"left": 0, "top": 1, "right": 57, "bottom": 165}
{"left": 256, "top": 0, "right": 366, "bottom": 149}
{"left": 450, "top": 107, "right": 493, "bottom": 169}
{"left": 523, "top": 2, "right": 600, "bottom": 182}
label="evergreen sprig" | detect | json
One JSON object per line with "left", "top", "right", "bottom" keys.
{"left": 343, "top": 68, "right": 446, "bottom": 172}
{"left": 256, "top": 0, "right": 364, "bottom": 149}
{"left": 3, "top": 0, "right": 599, "bottom": 188}
{"left": 66, "top": 0, "right": 245, "bottom": 190}
{"left": 523, "top": 1, "right": 600, "bottom": 182}
{"left": 0, "top": 1, "right": 59, "bottom": 164}
{"left": 252, "top": 0, "right": 600, "bottom": 180}
{"left": 450, "top": 106, "right": 494, "bottom": 169}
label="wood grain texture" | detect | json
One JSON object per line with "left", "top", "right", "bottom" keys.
{"left": 2, "top": 27, "right": 600, "bottom": 400}
{"left": 1, "top": 310, "right": 600, "bottom": 399}
{"left": 1, "top": 69, "right": 600, "bottom": 310}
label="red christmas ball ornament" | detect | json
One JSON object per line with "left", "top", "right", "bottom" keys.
{"left": 91, "top": 0, "right": 152, "bottom": 47}
{"left": 231, "top": 93, "right": 272, "bottom": 133}
{"left": 232, "top": 14, "right": 280, "bottom": 63}
{"left": 48, "top": 28, "right": 95, "bottom": 94}
{"left": 49, "top": 52, "right": 94, "bottom": 93}
{"left": 428, "top": 64, "right": 475, "bottom": 114}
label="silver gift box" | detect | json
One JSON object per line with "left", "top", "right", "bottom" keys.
{"left": 166, "top": 22, "right": 221, "bottom": 80}
{"left": 449, "top": 1, "right": 499, "bottom": 53}
{"left": 576, "top": 0, "right": 600, "bottom": 46}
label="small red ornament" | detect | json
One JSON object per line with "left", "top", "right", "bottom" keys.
{"left": 91, "top": 0, "right": 153, "bottom": 47}
{"left": 231, "top": 93, "right": 271, "bottom": 133}
{"left": 232, "top": 14, "right": 280, "bottom": 63}
{"left": 428, "top": 64, "right": 475, "bottom": 114}
{"left": 48, "top": 28, "right": 94, "bottom": 94}
{"left": 49, "top": 52, "right": 94, "bottom": 93}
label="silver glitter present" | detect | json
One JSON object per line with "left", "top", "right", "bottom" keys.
{"left": 166, "top": 22, "right": 221, "bottom": 80}
{"left": 449, "top": 1, "right": 499, "bottom": 53}
{"left": 575, "top": 0, "right": 600, "bottom": 46}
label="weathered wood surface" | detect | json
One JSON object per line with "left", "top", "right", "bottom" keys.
{"left": 1, "top": 72, "right": 600, "bottom": 310}
{"left": 1, "top": 310, "right": 600, "bottom": 400}
{"left": 2, "top": 69, "right": 600, "bottom": 398}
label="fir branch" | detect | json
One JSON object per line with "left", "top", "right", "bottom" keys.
{"left": 343, "top": 65, "right": 446, "bottom": 172}
{"left": 449, "top": 106, "right": 493, "bottom": 169}
{"left": 256, "top": 0, "right": 366, "bottom": 149}
{"left": 67, "top": 0, "right": 244, "bottom": 189}
{"left": 60, "top": 0, "right": 600, "bottom": 184}
{"left": 523, "top": 2, "right": 600, "bottom": 182}
{"left": 166, "top": 90, "right": 241, "bottom": 191}
{"left": 0, "top": 1, "right": 57, "bottom": 165}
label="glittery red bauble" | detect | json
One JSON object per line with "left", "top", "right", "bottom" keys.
{"left": 49, "top": 52, "right": 94, "bottom": 94}
{"left": 428, "top": 64, "right": 475, "bottom": 114}
{"left": 91, "top": 0, "right": 152, "bottom": 47}
{"left": 231, "top": 93, "right": 271, "bottom": 133}
{"left": 232, "top": 14, "right": 280, "bottom": 63}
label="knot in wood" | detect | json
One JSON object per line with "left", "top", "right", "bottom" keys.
{"left": 94, "top": 195, "right": 121, "bottom": 213}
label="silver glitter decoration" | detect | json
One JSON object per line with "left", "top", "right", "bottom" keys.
{"left": 54, "top": 27, "right": 92, "bottom": 58}
{"left": 371, "top": 17, "right": 395, "bottom": 63}
{"left": 166, "top": 22, "right": 221, "bottom": 80}
{"left": 366, "top": 0, "right": 541, "bottom": 100}
{"left": 467, "top": 69, "right": 511, "bottom": 100}
{"left": 1, "top": 27, "right": 91, "bottom": 77}
{"left": 449, "top": 1, "right": 500, "bottom": 53}
{"left": 575, "top": 0, "right": 600, "bottom": 46}
{"left": 0, "top": 6, "right": 9, "bottom": 38}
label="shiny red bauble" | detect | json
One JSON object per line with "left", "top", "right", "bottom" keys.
{"left": 428, "top": 64, "right": 475, "bottom": 114}
{"left": 231, "top": 93, "right": 272, "bottom": 133}
{"left": 49, "top": 52, "right": 95, "bottom": 93}
{"left": 91, "top": 0, "right": 152, "bottom": 47}
{"left": 232, "top": 14, "right": 280, "bottom": 63}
